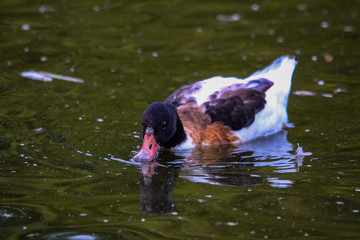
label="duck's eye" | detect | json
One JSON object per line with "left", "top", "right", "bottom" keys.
{"left": 161, "top": 122, "right": 167, "bottom": 130}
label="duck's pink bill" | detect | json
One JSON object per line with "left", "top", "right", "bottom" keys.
{"left": 134, "top": 133, "right": 159, "bottom": 162}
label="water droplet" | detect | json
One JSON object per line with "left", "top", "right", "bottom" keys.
{"left": 152, "top": 51, "right": 158, "bottom": 57}
{"left": 311, "top": 55, "right": 318, "bottom": 61}
{"left": 96, "top": 118, "right": 104, "bottom": 122}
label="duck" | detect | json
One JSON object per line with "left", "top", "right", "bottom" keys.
{"left": 133, "top": 56, "right": 297, "bottom": 161}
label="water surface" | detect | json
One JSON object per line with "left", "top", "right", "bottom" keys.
{"left": 1, "top": 0, "right": 360, "bottom": 239}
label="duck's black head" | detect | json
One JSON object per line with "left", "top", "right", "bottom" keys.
{"left": 134, "top": 102, "right": 186, "bottom": 161}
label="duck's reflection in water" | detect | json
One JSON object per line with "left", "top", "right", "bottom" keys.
{"left": 139, "top": 131, "right": 307, "bottom": 215}
{"left": 139, "top": 153, "right": 181, "bottom": 215}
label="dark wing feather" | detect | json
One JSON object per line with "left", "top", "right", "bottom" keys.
{"left": 203, "top": 78, "right": 273, "bottom": 130}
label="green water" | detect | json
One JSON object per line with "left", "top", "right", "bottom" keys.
{"left": 1, "top": 0, "right": 360, "bottom": 239}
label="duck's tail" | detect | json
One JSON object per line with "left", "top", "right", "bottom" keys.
{"left": 245, "top": 56, "right": 297, "bottom": 106}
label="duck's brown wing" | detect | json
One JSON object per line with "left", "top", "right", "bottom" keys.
{"left": 203, "top": 78, "right": 273, "bottom": 131}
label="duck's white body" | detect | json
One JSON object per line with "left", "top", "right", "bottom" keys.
{"left": 173, "top": 56, "right": 297, "bottom": 149}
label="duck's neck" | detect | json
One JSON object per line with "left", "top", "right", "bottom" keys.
{"left": 162, "top": 112, "right": 186, "bottom": 149}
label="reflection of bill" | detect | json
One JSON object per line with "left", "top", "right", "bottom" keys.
{"left": 140, "top": 162, "right": 177, "bottom": 215}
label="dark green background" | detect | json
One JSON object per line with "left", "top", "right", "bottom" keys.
{"left": 1, "top": 0, "right": 359, "bottom": 239}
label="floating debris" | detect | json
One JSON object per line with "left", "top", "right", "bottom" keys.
{"left": 293, "top": 90, "right": 316, "bottom": 96}
{"left": 295, "top": 143, "right": 312, "bottom": 170}
{"left": 334, "top": 88, "right": 346, "bottom": 94}
{"left": 323, "top": 53, "right": 334, "bottom": 63}
{"left": 296, "top": 143, "right": 312, "bottom": 156}
{"left": 21, "top": 71, "right": 52, "bottom": 82}
{"left": 21, "top": 71, "right": 84, "bottom": 83}
{"left": 317, "top": 80, "right": 325, "bottom": 85}
{"left": 321, "top": 93, "right": 333, "bottom": 98}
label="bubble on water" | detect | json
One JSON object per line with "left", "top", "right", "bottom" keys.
{"left": 40, "top": 56, "right": 48, "bottom": 62}
{"left": 297, "top": 4, "right": 307, "bottom": 11}
{"left": 216, "top": 13, "right": 240, "bottom": 22}
{"left": 311, "top": 55, "right": 318, "bottom": 61}
{"left": 321, "top": 21, "right": 329, "bottom": 28}
{"left": 152, "top": 51, "right": 158, "bottom": 57}
{"left": 22, "top": 24, "right": 31, "bottom": 31}
{"left": 276, "top": 37, "right": 285, "bottom": 43}
{"left": 343, "top": 25, "right": 354, "bottom": 32}
{"left": 268, "top": 29, "right": 275, "bottom": 35}
{"left": 251, "top": 4, "right": 260, "bottom": 11}
{"left": 39, "top": 6, "right": 46, "bottom": 13}
{"left": 92, "top": 5, "right": 100, "bottom": 12}
{"left": 96, "top": 118, "right": 104, "bottom": 122}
